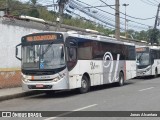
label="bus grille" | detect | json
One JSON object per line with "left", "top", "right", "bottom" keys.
{"left": 29, "top": 79, "right": 53, "bottom": 81}
{"left": 28, "top": 85, "right": 52, "bottom": 89}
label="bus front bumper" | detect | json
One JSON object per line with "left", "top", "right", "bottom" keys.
{"left": 22, "top": 77, "right": 69, "bottom": 91}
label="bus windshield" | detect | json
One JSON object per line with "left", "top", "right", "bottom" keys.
{"left": 22, "top": 44, "right": 65, "bottom": 70}
{"left": 136, "top": 52, "right": 150, "bottom": 66}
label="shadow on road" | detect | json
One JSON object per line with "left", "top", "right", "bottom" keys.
{"left": 27, "top": 75, "right": 160, "bottom": 99}
{"left": 26, "top": 81, "right": 135, "bottom": 99}
{"left": 134, "top": 75, "right": 160, "bottom": 80}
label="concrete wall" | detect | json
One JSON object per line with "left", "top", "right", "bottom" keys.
{"left": 0, "top": 21, "right": 42, "bottom": 69}
{"left": 0, "top": 17, "right": 51, "bottom": 88}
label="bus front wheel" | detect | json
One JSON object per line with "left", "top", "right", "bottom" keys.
{"left": 79, "top": 76, "right": 90, "bottom": 94}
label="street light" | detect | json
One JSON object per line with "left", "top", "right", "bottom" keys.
{"left": 122, "top": 3, "right": 129, "bottom": 38}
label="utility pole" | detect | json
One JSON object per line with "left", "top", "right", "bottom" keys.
{"left": 115, "top": 0, "right": 120, "bottom": 40}
{"left": 56, "top": 0, "right": 68, "bottom": 31}
{"left": 53, "top": 0, "right": 55, "bottom": 12}
{"left": 6, "top": 0, "right": 10, "bottom": 15}
{"left": 123, "top": 3, "right": 129, "bottom": 38}
{"left": 154, "top": 3, "right": 160, "bottom": 29}
{"left": 151, "top": 3, "right": 160, "bottom": 45}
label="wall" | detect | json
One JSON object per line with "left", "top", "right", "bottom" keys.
{"left": 0, "top": 17, "right": 43, "bottom": 88}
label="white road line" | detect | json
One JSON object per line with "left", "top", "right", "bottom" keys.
{"left": 139, "top": 87, "right": 154, "bottom": 92}
{"left": 44, "top": 104, "right": 97, "bottom": 120}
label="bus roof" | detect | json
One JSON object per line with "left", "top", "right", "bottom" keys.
{"left": 66, "top": 31, "right": 135, "bottom": 46}
{"left": 22, "top": 31, "right": 135, "bottom": 46}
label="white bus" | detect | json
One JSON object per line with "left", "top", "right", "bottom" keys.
{"left": 16, "top": 32, "right": 136, "bottom": 94}
{"left": 136, "top": 46, "right": 160, "bottom": 77}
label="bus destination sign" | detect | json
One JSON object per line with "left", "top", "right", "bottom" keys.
{"left": 26, "top": 34, "right": 57, "bottom": 42}
{"left": 136, "top": 47, "right": 146, "bottom": 52}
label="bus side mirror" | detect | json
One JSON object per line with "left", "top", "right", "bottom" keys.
{"left": 16, "top": 43, "right": 22, "bottom": 61}
{"left": 16, "top": 47, "right": 18, "bottom": 56}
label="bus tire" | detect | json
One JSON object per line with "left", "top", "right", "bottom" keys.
{"left": 154, "top": 68, "right": 158, "bottom": 78}
{"left": 117, "top": 72, "right": 124, "bottom": 86}
{"left": 79, "top": 76, "right": 90, "bottom": 94}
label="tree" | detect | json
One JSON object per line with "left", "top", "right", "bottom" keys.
{"left": 148, "top": 28, "right": 160, "bottom": 44}
{"left": 28, "top": 0, "right": 39, "bottom": 18}
{"left": 31, "top": 0, "right": 37, "bottom": 6}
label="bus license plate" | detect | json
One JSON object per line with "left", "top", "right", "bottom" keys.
{"left": 36, "top": 84, "right": 44, "bottom": 88}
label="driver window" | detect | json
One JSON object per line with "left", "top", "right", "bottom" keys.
{"left": 68, "top": 47, "right": 76, "bottom": 61}
{"left": 65, "top": 37, "right": 77, "bottom": 71}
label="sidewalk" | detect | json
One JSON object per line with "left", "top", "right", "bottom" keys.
{"left": 0, "top": 87, "right": 42, "bottom": 101}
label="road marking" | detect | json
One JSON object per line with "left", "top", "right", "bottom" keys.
{"left": 44, "top": 104, "right": 97, "bottom": 120}
{"left": 139, "top": 87, "right": 154, "bottom": 92}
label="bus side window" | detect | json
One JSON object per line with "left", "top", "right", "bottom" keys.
{"left": 150, "top": 50, "right": 155, "bottom": 64}
{"left": 151, "top": 55, "right": 154, "bottom": 64}
{"left": 68, "top": 47, "right": 76, "bottom": 61}
{"left": 65, "top": 37, "right": 77, "bottom": 71}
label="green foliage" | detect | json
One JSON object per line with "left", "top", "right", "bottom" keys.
{"left": 38, "top": 9, "right": 56, "bottom": 22}
{"left": 31, "top": 0, "right": 37, "bottom": 6}
{"left": 27, "top": 0, "right": 39, "bottom": 18}
{"left": 148, "top": 28, "right": 160, "bottom": 44}
{"left": 28, "top": 8, "right": 39, "bottom": 18}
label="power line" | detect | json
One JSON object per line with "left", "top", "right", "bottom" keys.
{"left": 154, "top": 0, "right": 160, "bottom": 3}
{"left": 75, "top": 0, "right": 150, "bottom": 28}
{"left": 69, "top": 0, "right": 120, "bottom": 30}
{"left": 13, "top": 0, "right": 152, "bottom": 30}
{"left": 24, "top": 0, "right": 153, "bottom": 30}
{"left": 65, "top": 9, "right": 115, "bottom": 30}
{"left": 68, "top": 0, "right": 150, "bottom": 31}
{"left": 140, "top": 0, "right": 157, "bottom": 6}
{"left": 145, "top": 0, "right": 158, "bottom": 6}
{"left": 152, "top": 0, "right": 159, "bottom": 4}
{"left": 100, "top": 0, "right": 156, "bottom": 20}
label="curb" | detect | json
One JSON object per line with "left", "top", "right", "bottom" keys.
{"left": 0, "top": 91, "right": 43, "bottom": 102}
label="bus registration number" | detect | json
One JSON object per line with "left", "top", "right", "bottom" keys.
{"left": 36, "top": 84, "right": 44, "bottom": 88}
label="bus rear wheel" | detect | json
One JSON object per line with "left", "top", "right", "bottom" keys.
{"left": 117, "top": 72, "right": 124, "bottom": 86}
{"left": 79, "top": 76, "right": 90, "bottom": 94}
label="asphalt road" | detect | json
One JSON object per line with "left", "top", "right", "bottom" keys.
{"left": 0, "top": 77, "right": 160, "bottom": 120}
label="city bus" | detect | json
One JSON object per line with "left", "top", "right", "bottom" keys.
{"left": 16, "top": 31, "right": 136, "bottom": 94}
{"left": 136, "top": 46, "right": 160, "bottom": 77}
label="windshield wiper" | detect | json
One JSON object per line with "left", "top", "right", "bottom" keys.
{"left": 41, "top": 42, "right": 54, "bottom": 57}
{"left": 27, "top": 46, "right": 38, "bottom": 54}
{"left": 138, "top": 53, "right": 144, "bottom": 61}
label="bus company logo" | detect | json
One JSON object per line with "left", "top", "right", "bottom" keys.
{"left": 2, "top": 112, "right": 11, "bottom": 117}
{"left": 103, "top": 52, "right": 113, "bottom": 68}
{"left": 103, "top": 52, "right": 120, "bottom": 83}
{"left": 90, "top": 62, "right": 99, "bottom": 70}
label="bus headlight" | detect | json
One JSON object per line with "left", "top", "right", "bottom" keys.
{"left": 53, "top": 77, "right": 60, "bottom": 82}
{"left": 52, "top": 73, "right": 66, "bottom": 82}
{"left": 22, "top": 76, "right": 28, "bottom": 82}
{"left": 59, "top": 73, "right": 66, "bottom": 78}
